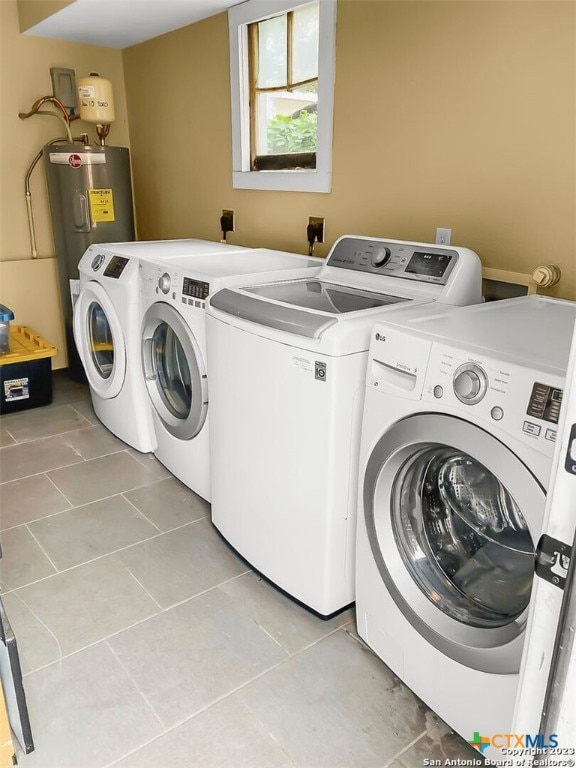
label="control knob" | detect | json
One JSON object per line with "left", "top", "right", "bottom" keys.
{"left": 158, "top": 273, "right": 171, "bottom": 294}
{"left": 371, "top": 247, "right": 391, "bottom": 268}
{"left": 453, "top": 363, "right": 488, "bottom": 405}
{"left": 91, "top": 254, "right": 105, "bottom": 271}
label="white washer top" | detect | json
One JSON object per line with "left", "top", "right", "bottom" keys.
{"left": 373, "top": 295, "right": 576, "bottom": 374}
{"left": 145, "top": 248, "right": 318, "bottom": 278}
{"left": 88, "top": 238, "right": 253, "bottom": 258}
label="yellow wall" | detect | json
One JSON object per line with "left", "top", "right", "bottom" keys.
{"left": 17, "top": 0, "right": 76, "bottom": 32}
{"left": 123, "top": 0, "right": 575, "bottom": 299}
{"left": 0, "top": 0, "right": 130, "bottom": 367}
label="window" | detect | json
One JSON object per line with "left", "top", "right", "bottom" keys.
{"left": 229, "top": 0, "right": 336, "bottom": 193}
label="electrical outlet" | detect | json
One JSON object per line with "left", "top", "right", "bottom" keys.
{"left": 436, "top": 227, "right": 451, "bottom": 246}
{"left": 308, "top": 216, "right": 325, "bottom": 244}
{"left": 221, "top": 209, "right": 235, "bottom": 233}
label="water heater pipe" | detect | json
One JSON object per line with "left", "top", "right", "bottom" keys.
{"left": 24, "top": 134, "right": 89, "bottom": 259}
{"left": 19, "top": 96, "right": 75, "bottom": 143}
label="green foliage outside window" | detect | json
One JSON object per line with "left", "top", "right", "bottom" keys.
{"left": 267, "top": 110, "right": 317, "bottom": 154}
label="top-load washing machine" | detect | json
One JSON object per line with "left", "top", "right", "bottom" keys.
{"left": 74, "top": 239, "right": 254, "bottom": 452}
{"left": 139, "top": 249, "right": 321, "bottom": 502}
{"left": 205, "top": 235, "right": 482, "bottom": 616}
{"left": 355, "top": 295, "right": 576, "bottom": 754}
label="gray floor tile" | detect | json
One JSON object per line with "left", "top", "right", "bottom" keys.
{"left": 112, "top": 696, "right": 294, "bottom": 768}
{"left": 50, "top": 372, "right": 92, "bottom": 405}
{"left": 0, "top": 404, "right": 90, "bottom": 442}
{"left": 70, "top": 398, "right": 99, "bottom": 425}
{"left": 124, "top": 476, "right": 209, "bottom": 531}
{"left": 109, "top": 589, "right": 287, "bottom": 728}
{"left": 0, "top": 427, "right": 15, "bottom": 448}
{"left": 0, "top": 435, "right": 84, "bottom": 483}
{"left": 127, "top": 449, "right": 171, "bottom": 480}
{"left": 1, "top": 592, "right": 61, "bottom": 675}
{"left": 116, "top": 519, "right": 248, "bottom": 608}
{"left": 398, "top": 713, "right": 480, "bottom": 768}
{"left": 60, "top": 423, "right": 126, "bottom": 460}
{"left": 14, "top": 555, "right": 159, "bottom": 656}
{"left": 46, "top": 451, "right": 159, "bottom": 506}
{"left": 0, "top": 526, "right": 57, "bottom": 590}
{"left": 20, "top": 642, "right": 163, "bottom": 768}
{"left": 29, "top": 495, "right": 159, "bottom": 570}
{"left": 220, "top": 572, "right": 355, "bottom": 655}
{"left": 238, "top": 630, "right": 428, "bottom": 768}
{"left": 0, "top": 473, "right": 70, "bottom": 530}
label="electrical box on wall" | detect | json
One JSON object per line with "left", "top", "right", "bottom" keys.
{"left": 50, "top": 67, "right": 77, "bottom": 111}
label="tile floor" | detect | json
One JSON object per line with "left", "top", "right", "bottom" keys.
{"left": 0, "top": 372, "right": 480, "bottom": 768}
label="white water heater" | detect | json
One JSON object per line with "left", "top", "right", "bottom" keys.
{"left": 78, "top": 73, "right": 115, "bottom": 124}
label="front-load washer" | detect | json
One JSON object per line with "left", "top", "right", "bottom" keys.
{"left": 355, "top": 295, "right": 576, "bottom": 754}
{"left": 205, "top": 236, "right": 482, "bottom": 616}
{"left": 140, "top": 249, "right": 321, "bottom": 502}
{"left": 73, "top": 239, "right": 254, "bottom": 452}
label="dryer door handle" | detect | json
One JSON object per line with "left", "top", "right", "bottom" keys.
{"left": 142, "top": 337, "right": 156, "bottom": 381}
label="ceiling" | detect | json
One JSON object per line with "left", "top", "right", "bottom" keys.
{"left": 23, "top": 0, "right": 242, "bottom": 49}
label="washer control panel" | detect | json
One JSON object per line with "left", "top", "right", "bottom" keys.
{"left": 141, "top": 264, "right": 208, "bottom": 310}
{"left": 326, "top": 237, "right": 458, "bottom": 284}
{"left": 423, "top": 342, "right": 564, "bottom": 457}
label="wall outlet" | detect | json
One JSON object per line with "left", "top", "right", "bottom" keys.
{"left": 308, "top": 216, "right": 325, "bottom": 244}
{"left": 436, "top": 227, "right": 451, "bottom": 246}
{"left": 221, "top": 209, "right": 235, "bottom": 233}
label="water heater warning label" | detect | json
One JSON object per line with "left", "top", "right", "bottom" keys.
{"left": 88, "top": 189, "right": 115, "bottom": 222}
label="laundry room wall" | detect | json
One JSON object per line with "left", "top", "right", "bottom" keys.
{"left": 0, "top": 0, "right": 130, "bottom": 368}
{"left": 122, "top": 0, "right": 575, "bottom": 300}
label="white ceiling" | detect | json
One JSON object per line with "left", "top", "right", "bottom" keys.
{"left": 23, "top": 0, "right": 242, "bottom": 49}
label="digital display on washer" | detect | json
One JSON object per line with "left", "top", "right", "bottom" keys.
{"left": 103, "top": 255, "right": 129, "bottom": 279}
{"left": 182, "top": 277, "right": 210, "bottom": 300}
{"left": 526, "top": 382, "right": 563, "bottom": 424}
{"left": 405, "top": 252, "right": 452, "bottom": 278}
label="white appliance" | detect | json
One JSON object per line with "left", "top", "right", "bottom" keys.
{"left": 73, "top": 239, "right": 254, "bottom": 452}
{"left": 205, "top": 236, "right": 482, "bottom": 616}
{"left": 140, "top": 249, "right": 321, "bottom": 501}
{"left": 513, "top": 318, "right": 576, "bottom": 748}
{"left": 355, "top": 296, "right": 576, "bottom": 754}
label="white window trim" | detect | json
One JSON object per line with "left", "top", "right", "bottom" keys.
{"left": 228, "top": 0, "right": 336, "bottom": 193}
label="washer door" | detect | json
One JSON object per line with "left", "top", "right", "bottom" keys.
{"left": 364, "top": 413, "right": 544, "bottom": 674}
{"left": 141, "top": 303, "right": 207, "bottom": 440}
{"left": 73, "top": 281, "right": 126, "bottom": 399}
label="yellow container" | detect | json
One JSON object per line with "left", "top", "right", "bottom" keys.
{"left": 0, "top": 326, "right": 57, "bottom": 413}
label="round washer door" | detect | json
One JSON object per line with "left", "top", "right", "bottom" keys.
{"left": 73, "top": 281, "right": 126, "bottom": 399}
{"left": 141, "top": 302, "right": 208, "bottom": 440}
{"left": 363, "top": 413, "right": 544, "bottom": 674}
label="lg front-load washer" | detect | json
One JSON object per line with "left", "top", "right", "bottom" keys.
{"left": 206, "top": 236, "right": 482, "bottom": 616}
{"left": 139, "top": 249, "right": 320, "bottom": 502}
{"left": 356, "top": 295, "right": 576, "bottom": 755}
{"left": 73, "top": 239, "right": 255, "bottom": 452}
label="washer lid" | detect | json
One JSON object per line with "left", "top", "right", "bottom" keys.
{"left": 246, "top": 279, "right": 407, "bottom": 313}
{"left": 211, "top": 281, "right": 411, "bottom": 340}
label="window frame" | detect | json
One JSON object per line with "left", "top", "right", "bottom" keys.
{"left": 229, "top": 0, "right": 336, "bottom": 193}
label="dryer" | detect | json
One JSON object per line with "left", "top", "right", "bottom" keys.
{"left": 206, "top": 236, "right": 482, "bottom": 616}
{"left": 74, "top": 239, "right": 253, "bottom": 452}
{"left": 139, "top": 249, "right": 320, "bottom": 502}
{"left": 356, "top": 296, "right": 576, "bottom": 754}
